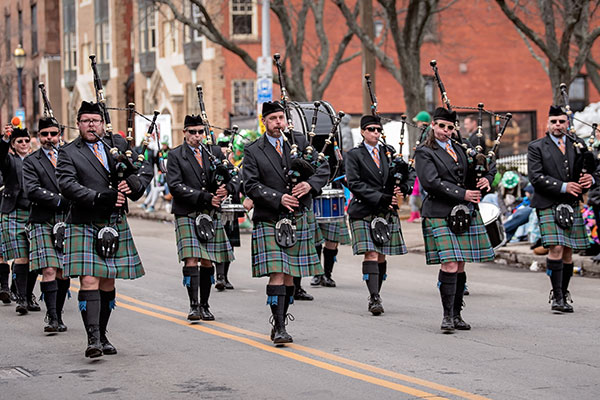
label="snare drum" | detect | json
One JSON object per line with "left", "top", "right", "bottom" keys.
{"left": 313, "top": 189, "right": 346, "bottom": 221}
{"left": 479, "top": 202, "right": 506, "bottom": 250}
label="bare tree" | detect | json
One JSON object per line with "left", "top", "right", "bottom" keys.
{"left": 495, "top": 0, "right": 600, "bottom": 103}
{"left": 152, "top": 0, "right": 360, "bottom": 101}
{"left": 334, "top": 0, "right": 449, "bottom": 147}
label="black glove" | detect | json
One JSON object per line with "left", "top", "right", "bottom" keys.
{"left": 378, "top": 194, "right": 393, "bottom": 208}
{"left": 95, "top": 190, "right": 118, "bottom": 209}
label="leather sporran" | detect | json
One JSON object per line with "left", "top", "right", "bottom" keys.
{"left": 370, "top": 216, "right": 391, "bottom": 246}
{"left": 96, "top": 226, "right": 120, "bottom": 258}
{"left": 52, "top": 222, "right": 66, "bottom": 252}
{"left": 446, "top": 204, "right": 472, "bottom": 234}
{"left": 275, "top": 218, "right": 297, "bottom": 248}
{"left": 194, "top": 214, "right": 216, "bottom": 242}
{"left": 554, "top": 204, "right": 574, "bottom": 230}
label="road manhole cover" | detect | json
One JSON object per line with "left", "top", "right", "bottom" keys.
{"left": 0, "top": 367, "right": 33, "bottom": 379}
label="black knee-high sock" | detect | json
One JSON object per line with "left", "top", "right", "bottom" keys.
{"left": 0, "top": 262, "right": 9, "bottom": 290}
{"left": 454, "top": 272, "right": 467, "bottom": 317}
{"left": 215, "top": 262, "right": 225, "bottom": 277}
{"left": 56, "top": 278, "right": 70, "bottom": 317}
{"left": 323, "top": 248, "right": 337, "bottom": 278}
{"left": 438, "top": 270, "right": 457, "bottom": 318}
{"left": 182, "top": 266, "right": 199, "bottom": 305}
{"left": 362, "top": 260, "right": 379, "bottom": 296}
{"left": 199, "top": 266, "right": 214, "bottom": 305}
{"left": 99, "top": 289, "right": 116, "bottom": 337}
{"left": 13, "top": 263, "right": 29, "bottom": 299}
{"left": 562, "top": 263, "right": 573, "bottom": 295}
{"left": 315, "top": 244, "right": 323, "bottom": 263}
{"left": 27, "top": 270, "right": 38, "bottom": 298}
{"left": 223, "top": 261, "right": 231, "bottom": 280}
{"left": 40, "top": 280, "right": 58, "bottom": 317}
{"left": 284, "top": 285, "right": 295, "bottom": 315}
{"left": 266, "top": 285, "right": 287, "bottom": 327}
{"left": 78, "top": 289, "right": 100, "bottom": 329}
{"left": 293, "top": 276, "right": 302, "bottom": 291}
{"left": 378, "top": 261, "right": 387, "bottom": 292}
{"left": 546, "top": 258, "right": 563, "bottom": 300}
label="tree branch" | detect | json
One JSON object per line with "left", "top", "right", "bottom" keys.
{"left": 494, "top": 0, "right": 551, "bottom": 57}
{"left": 515, "top": 26, "right": 549, "bottom": 74}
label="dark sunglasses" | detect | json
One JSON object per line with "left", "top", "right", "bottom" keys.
{"left": 39, "top": 131, "right": 60, "bottom": 137}
{"left": 187, "top": 129, "right": 205, "bottom": 135}
{"left": 15, "top": 138, "right": 30, "bottom": 144}
{"left": 550, "top": 119, "right": 567, "bottom": 124}
{"left": 437, "top": 122, "right": 455, "bottom": 131}
{"left": 365, "top": 127, "right": 383, "bottom": 133}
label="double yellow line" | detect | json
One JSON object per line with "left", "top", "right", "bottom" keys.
{"left": 69, "top": 284, "right": 491, "bottom": 400}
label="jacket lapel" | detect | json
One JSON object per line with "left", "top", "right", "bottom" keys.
{"left": 433, "top": 144, "right": 462, "bottom": 182}
{"left": 76, "top": 139, "right": 110, "bottom": 184}
{"left": 544, "top": 135, "right": 567, "bottom": 181}
{"left": 260, "top": 135, "right": 287, "bottom": 183}
{"left": 360, "top": 144, "right": 383, "bottom": 183}
{"left": 183, "top": 143, "right": 206, "bottom": 184}
{"left": 36, "top": 149, "right": 60, "bottom": 191}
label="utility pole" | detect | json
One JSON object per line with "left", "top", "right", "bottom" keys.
{"left": 360, "top": 0, "right": 375, "bottom": 115}
{"left": 256, "top": 0, "right": 273, "bottom": 131}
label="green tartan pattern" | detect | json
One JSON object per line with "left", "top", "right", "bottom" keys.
{"left": 538, "top": 207, "right": 589, "bottom": 250}
{"left": 307, "top": 209, "right": 324, "bottom": 246}
{"left": 174, "top": 212, "right": 234, "bottom": 263}
{"left": 318, "top": 219, "right": 351, "bottom": 245}
{"left": 63, "top": 214, "right": 144, "bottom": 279}
{"left": 1, "top": 209, "right": 30, "bottom": 261}
{"left": 28, "top": 214, "right": 66, "bottom": 271}
{"left": 350, "top": 214, "right": 407, "bottom": 256}
{"left": 422, "top": 211, "right": 495, "bottom": 265}
{"left": 251, "top": 211, "right": 323, "bottom": 277}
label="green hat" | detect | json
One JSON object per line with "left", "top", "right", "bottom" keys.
{"left": 501, "top": 170, "right": 519, "bottom": 189}
{"left": 413, "top": 111, "right": 431, "bottom": 123}
{"left": 160, "top": 135, "right": 170, "bottom": 145}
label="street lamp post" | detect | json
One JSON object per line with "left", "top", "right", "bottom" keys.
{"left": 14, "top": 44, "right": 26, "bottom": 109}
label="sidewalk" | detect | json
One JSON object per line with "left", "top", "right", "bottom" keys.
{"left": 129, "top": 201, "right": 600, "bottom": 278}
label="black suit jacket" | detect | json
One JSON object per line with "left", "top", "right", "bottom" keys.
{"left": 242, "top": 132, "right": 329, "bottom": 223}
{"left": 346, "top": 142, "right": 416, "bottom": 219}
{"left": 167, "top": 142, "right": 240, "bottom": 215}
{"left": 528, "top": 133, "right": 600, "bottom": 209}
{"left": 23, "top": 148, "right": 70, "bottom": 223}
{"left": 56, "top": 134, "right": 153, "bottom": 224}
{"left": 0, "top": 139, "right": 30, "bottom": 213}
{"left": 415, "top": 140, "right": 495, "bottom": 218}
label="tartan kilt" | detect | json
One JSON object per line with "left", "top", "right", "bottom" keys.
{"left": 175, "top": 212, "right": 234, "bottom": 263}
{"left": 537, "top": 207, "right": 589, "bottom": 250}
{"left": 1, "top": 209, "right": 30, "bottom": 261}
{"left": 251, "top": 211, "right": 323, "bottom": 278}
{"left": 350, "top": 214, "right": 407, "bottom": 256}
{"left": 422, "top": 210, "right": 495, "bottom": 265}
{"left": 63, "top": 214, "right": 144, "bottom": 279}
{"left": 28, "top": 213, "right": 67, "bottom": 271}
{"left": 318, "top": 218, "right": 351, "bottom": 245}
{"left": 307, "top": 209, "right": 324, "bottom": 246}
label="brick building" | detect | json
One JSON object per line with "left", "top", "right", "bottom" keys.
{"left": 0, "top": 0, "right": 61, "bottom": 131}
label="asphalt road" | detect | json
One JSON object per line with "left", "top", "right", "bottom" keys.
{"left": 1, "top": 217, "right": 599, "bottom": 400}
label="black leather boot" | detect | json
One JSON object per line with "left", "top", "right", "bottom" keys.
{"left": 223, "top": 262, "right": 234, "bottom": 290}
{"left": 13, "top": 263, "right": 29, "bottom": 315}
{"left": 183, "top": 266, "right": 200, "bottom": 321}
{"left": 453, "top": 272, "right": 471, "bottom": 330}
{"left": 79, "top": 290, "right": 102, "bottom": 358}
{"left": 438, "top": 270, "right": 457, "bottom": 333}
{"left": 26, "top": 270, "right": 41, "bottom": 311}
{"left": 215, "top": 263, "right": 226, "bottom": 291}
{"left": 0, "top": 263, "right": 10, "bottom": 304}
{"left": 40, "top": 280, "right": 59, "bottom": 333}
{"left": 293, "top": 276, "right": 313, "bottom": 300}
{"left": 56, "top": 278, "right": 70, "bottom": 332}
{"left": 547, "top": 259, "right": 568, "bottom": 312}
{"left": 267, "top": 285, "right": 292, "bottom": 344}
{"left": 363, "top": 261, "right": 382, "bottom": 315}
{"left": 311, "top": 245, "right": 324, "bottom": 286}
{"left": 199, "top": 266, "right": 215, "bottom": 320}
{"left": 99, "top": 289, "right": 117, "bottom": 355}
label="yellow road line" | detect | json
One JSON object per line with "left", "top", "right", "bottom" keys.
{"left": 114, "top": 292, "right": 491, "bottom": 400}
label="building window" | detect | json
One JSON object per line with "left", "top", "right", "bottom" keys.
{"left": 94, "top": 0, "right": 110, "bottom": 63}
{"left": 5, "top": 14, "right": 10, "bottom": 60}
{"left": 232, "top": 80, "right": 255, "bottom": 116}
{"left": 31, "top": 4, "right": 38, "bottom": 55}
{"left": 63, "top": 1, "right": 76, "bottom": 71}
{"left": 164, "top": 19, "right": 178, "bottom": 55}
{"left": 139, "top": 0, "right": 157, "bottom": 53}
{"left": 568, "top": 76, "right": 587, "bottom": 112}
{"left": 231, "top": 0, "right": 255, "bottom": 37}
{"left": 32, "top": 76, "right": 40, "bottom": 121}
{"left": 423, "top": 76, "right": 435, "bottom": 114}
{"left": 18, "top": 9, "right": 23, "bottom": 46}
{"left": 184, "top": 1, "right": 203, "bottom": 43}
